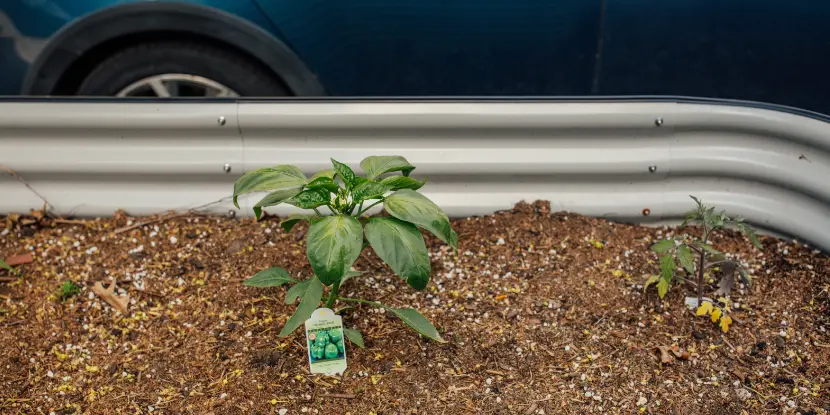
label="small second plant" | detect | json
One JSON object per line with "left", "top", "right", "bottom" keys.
{"left": 645, "top": 196, "right": 762, "bottom": 305}
{"left": 233, "top": 155, "right": 458, "bottom": 346}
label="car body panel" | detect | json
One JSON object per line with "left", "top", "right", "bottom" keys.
{"left": 254, "top": 0, "right": 603, "bottom": 96}
{"left": 1, "top": 0, "right": 830, "bottom": 115}
{"left": 599, "top": 0, "right": 830, "bottom": 116}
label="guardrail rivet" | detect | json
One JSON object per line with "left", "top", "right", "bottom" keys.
{"left": 228, "top": 210, "right": 236, "bottom": 218}
{"left": 223, "top": 164, "right": 232, "bottom": 173}
{"left": 218, "top": 116, "right": 226, "bottom": 126}
{"left": 648, "top": 165, "right": 657, "bottom": 173}
{"left": 654, "top": 117, "right": 664, "bottom": 127}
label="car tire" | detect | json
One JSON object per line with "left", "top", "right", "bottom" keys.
{"left": 76, "top": 40, "right": 290, "bottom": 97}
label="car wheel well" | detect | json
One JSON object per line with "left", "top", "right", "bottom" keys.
{"left": 52, "top": 31, "right": 291, "bottom": 95}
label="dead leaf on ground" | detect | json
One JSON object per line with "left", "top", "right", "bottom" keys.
{"left": 654, "top": 344, "right": 690, "bottom": 364}
{"left": 92, "top": 281, "right": 130, "bottom": 315}
{"left": 4, "top": 253, "right": 33, "bottom": 266}
{"left": 654, "top": 345, "right": 673, "bottom": 364}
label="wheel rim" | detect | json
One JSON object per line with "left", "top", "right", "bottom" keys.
{"left": 115, "top": 74, "right": 239, "bottom": 97}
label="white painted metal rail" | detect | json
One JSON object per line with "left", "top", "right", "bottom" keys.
{"left": 1, "top": 100, "right": 828, "bottom": 250}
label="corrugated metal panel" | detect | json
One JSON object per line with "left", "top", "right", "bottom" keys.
{"left": 1, "top": 101, "right": 828, "bottom": 250}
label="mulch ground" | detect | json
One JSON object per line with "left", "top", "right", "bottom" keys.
{"left": 1, "top": 201, "right": 828, "bottom": 415}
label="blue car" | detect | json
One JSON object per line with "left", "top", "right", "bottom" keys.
{"left": 1, "top": 1, "right": 829, "bottom": 114}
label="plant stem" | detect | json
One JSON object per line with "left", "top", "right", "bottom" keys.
{"left": 697, "top": 250, "right": 706, "bottom": 305}
{"left": 313, "top": 208, "right": 323, "bottom": 216}
{"left": 356, "top": 199, "right": 384, "bottom": 216}
{"left": 697, "top": 227, "right": 710, "bottom": 305}
{"left": 338, "top": 297, "right": 384, "bottom": 308}
{"left": 325, "top": 280, "right": 341, "bottom": 309}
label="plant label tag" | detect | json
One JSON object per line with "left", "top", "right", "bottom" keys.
{"left": 304, "top": 308, "right": 347, "bottom": 375}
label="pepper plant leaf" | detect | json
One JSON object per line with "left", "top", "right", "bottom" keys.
{"left": 285, "top": 279, "right": 312, "bottom": 305}
{"left": 244, "top": 267, "right": 296, "bottom": 287}
{"left": 233, "top": 165, "right": 307, "bottom": 208}
{"left": 385, "top": 307, "right": 445, "bottom": 343}
{"left": 279, "top": 276, "right": 323, "bottom": 337}
{"left": 253, "top": 188, "right": 303, "bottom": 220}
{"left": 365, "top": 217, "right": 431, "bottom": 290}
{"left": 280, "top": 214, "right": 317, "bottom": 232}
{"left": 310, "top": 169, "right": 335, "bottom": 181}
{"left": 360, "top": 155, "right": 416, "bottom": 179}
{"left": 352, "top": 181, "right": 391, "bottom": 203}
{"left": 383, "top": 189, "right": 457, "bottom": 250}
{"left": 331, "top": 159, "right": 358, "bottom": 189}
{"left": 295, "top": 188, "right": 331, "bottom": 209}
{"left": 306, "top": 216, "right": 363, "bottom": 285}
{"left": 305, "top": 176, "right": 340, "bottom": 193}
{"left": 380, "top": 175, "right": 427, "bottom": 191}
{"left": 344, "top": 328, "right": 365, "bottom": 349}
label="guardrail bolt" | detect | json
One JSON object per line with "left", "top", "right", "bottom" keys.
{"left": 648, "top": 165, "right": 658, "bottom": 173}
{"left": 642, "top": 208, "right": 651, "bottom": 216}
{"left": 654, "top": 117, "right": 664, "bottom": 126}
{"left": 223, "top": 164, "right": 232, "bottom": 173}
{"left": 217, "top": 116, "right": 226, "bottom": 126}
{"left": 228, "top": 210, "right": 236, "bottom": 218}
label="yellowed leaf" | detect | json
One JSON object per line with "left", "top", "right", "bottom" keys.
{"left": 711, "top": 307, "right": 723, "bottom": 323}
{"left": 719, "top": 315, "right": 732, "bottom": 332}
{"left": 696, "top": 301, "right": 713, "bottom": 316}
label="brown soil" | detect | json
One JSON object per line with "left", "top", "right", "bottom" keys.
{"left": 1, "top": 201, "right": 829, "bottom": 415}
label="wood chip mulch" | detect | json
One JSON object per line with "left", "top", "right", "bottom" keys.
{"left": 1, "top": 201, "right": 828, "bottom": 415}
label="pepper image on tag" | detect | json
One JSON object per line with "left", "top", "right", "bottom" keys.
{"left": 305, "top": 308, "right": 347, "bottom": 375}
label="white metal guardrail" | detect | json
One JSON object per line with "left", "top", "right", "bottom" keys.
{"left": 1, "top": 100, "right": 828, "bottom": 251}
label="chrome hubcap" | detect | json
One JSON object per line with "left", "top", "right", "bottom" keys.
{"left": 115, "top": 74, "right": 239, "bottom": 97}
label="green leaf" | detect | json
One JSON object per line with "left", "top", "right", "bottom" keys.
{"left": 380, "top": 175, "right": 427, "bottom": 191}
{"left": 232, "top": 165, "right": 307, "bottom": 208}
{"left": 736, "top": 222, "right": 763, "bottom": 250}
{"left": 352, "top": 181, "right": 391, "bottom": 203}
{"left": 280, "top": 214, "right": 317, "bottom": 232}
{"left": 643, "top": 274, "right": 660, "bottom": 292}
{"left": 386, "top": 307, "right": 445, "bottom": 343}
{"left": 693, "top": 240, "right": 723, "bottom": 257}
{"left": 0, "top": 259, "right": 16, "bottom": 275}
{"left": 360, "top": 155, "right": 416, "bottom": 179}
{"left": 310, "top": 169, "right": 335, "bottom": 181}
{"left": 253, "top": 188, "right": 303, "bottom": 220}
{"left": 365, "top": 217, "right": 431, "bottom": 290}
{"left": 738, "top": 266, "right": 752, "bottom": 287}
{"left": 383, "top": 189, "right": 457, "bottom": 250}
{"left": 690, "top": 195, "right": 703, "bottom": 207}
{"left": 306, "top": 216, "right": 364, "bottom": 286}
{"left": 679, "top": 210, "right": 699, "bottom": 228}
{"left": 331, "top": 159, "right": 358, "bottom": 189}
{"left": 279, "top": 276, "right": 324, "bottom": 337}
{"left": 650, "top": 239, "right": 674, "bottom": 254}
{"left": 658, "top": 254, "right": 676, "bottom": 285}
{"left": 285, "top": 279, "right": 311, "bottom": 304}
{"left": 656, "top": 278, "right": 670, "bottom": 298}
{"left": 305, "top": 176, "right": 340, "bottom": 193}
{"left": 676, "top": 245, "right": 696, "bottom": 274}
{"left": 295, "top": 188, "right": 331, "bottom": 209}
{"left": 344, "top": 328, "right": 365, "bottom": 348}
{"left": 243, "top": 267, "right": 296, "bottom": 287}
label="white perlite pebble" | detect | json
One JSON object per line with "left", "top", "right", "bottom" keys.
{"left": 637, "top": 396, "right": 647, "bottom": 406}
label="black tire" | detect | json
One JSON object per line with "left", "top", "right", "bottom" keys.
{"left": 77, "top": 40, "right": 290, "bottom": 96}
